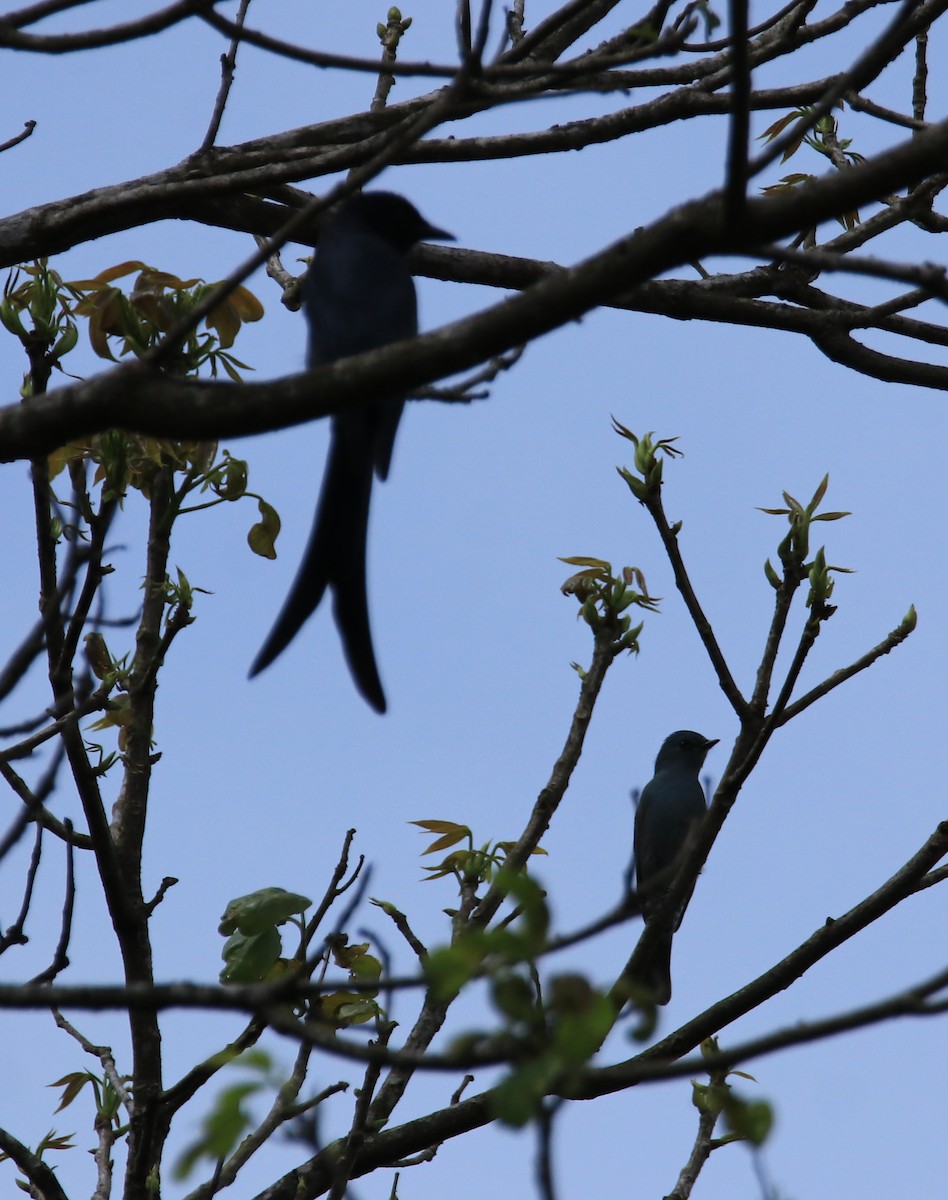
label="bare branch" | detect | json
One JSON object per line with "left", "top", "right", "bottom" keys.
{"left": 29, "top": 819, "right": 76, "bottom": 983}
{"left": 846, "top": 89, "right": 928, "bottom": 131}
{"left": 0, "top": 118, "right": 35, "bottom": 153}
{"left": 638, "top": 485, "right": 747, "bottom": 716}
{"left": 0, "top": 0, "right": 220, "bottom": 52}
{"left": 0, "top": 822, "right": 42, "bottom": 954}
{"left": 199, "top": 0, "right": 252, "bottom": 151}
{"left": 777, "top": 609, "right": 916, "bottom": 723}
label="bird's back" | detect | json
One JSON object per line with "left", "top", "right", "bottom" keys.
{"left": 306, "top": 222, "right": 419, "bottom": 365}
{"left": 306, "top": 219, "right": 419, "bottom": 478}
{"left": 634, "top": 767, "right": 707, "bottom": 888}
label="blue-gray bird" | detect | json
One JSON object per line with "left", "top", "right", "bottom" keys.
{"left": 250, "top": 192, "right": 453, "bottom": 712}
{"left": 632, "top": 730, "right": 718, "bottom": 1004}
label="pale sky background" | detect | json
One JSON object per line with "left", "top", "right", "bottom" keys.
{"left": 1, "top": 2, "right": 947, "bottom": 1198}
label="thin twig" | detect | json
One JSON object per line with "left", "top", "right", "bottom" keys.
{"left": 666, "top": 1070, "right": 725, "bottom": 1199}
{"left": 30, "top": 819, "right": 76, "bottom": 983}
{"left": 536, "top": 1099, "right": 561, "bottom": 1200}
{"left": 846, "top": 90, "right": 927, "bottom": 131}
{"left": 913, "top": 24, "right": 929, "bottom": 124}
{"left": 52, "top": 1009, "right": 133, "bottom": 1109}
{"left": 200, "top": 0, "right": 251, "bottom": 151}
{"left": 776, "top": 609, "right": 915, "bottom": 723}
{"left": 641, "top": 489, "right": 746, "bottom": 716}
{"left": 0, "top": 118, "right": 35, "bottom": 153}
{"left": 0, "top": 822, "right": 43, "bottom": 954}
{"left": 0, "top": 0, "right": 218, "bottom": 52}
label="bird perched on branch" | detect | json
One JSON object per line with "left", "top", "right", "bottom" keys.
{"left": 631, "top": 730, "right": 718, "bottom": 1004}
{"left": 250, "top": 191, "right": 453, "bottom": 711}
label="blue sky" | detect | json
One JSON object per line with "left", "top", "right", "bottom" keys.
{"left": 1, "top": 3, "right": 946, "bottom": 1197}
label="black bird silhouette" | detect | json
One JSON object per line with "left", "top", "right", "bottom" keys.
{"left": 250, "top": 192, "right": 453, "bottom": 711}
{"left": 632, "top": 730, "right": 718, "bottom": 1004}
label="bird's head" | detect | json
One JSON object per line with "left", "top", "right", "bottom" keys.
{"left": 337, "top": 191, "right": 455, "bottom": 251}
{"left": 655, "top": 730, "right": 719, "bottom": 773}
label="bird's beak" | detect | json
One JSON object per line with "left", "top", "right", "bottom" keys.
{"left": 704, "top": 738, "right": 720, "bottom": 750}
{"left": 422, "top": 223, "right": 455, "bottom": 242}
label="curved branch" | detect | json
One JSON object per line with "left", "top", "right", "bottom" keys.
{"left": 811, "top": 329, "right": 948, "bottom": 387}
{"left": 0, "top": 0, "right": 219, "bottom": 52}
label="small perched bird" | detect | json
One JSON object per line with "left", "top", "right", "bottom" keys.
{"left": 632, "top": 730, "right": 718, "bottom": 1004}
{"left": 250, "top": 191, "right": 453, "bottom": 711}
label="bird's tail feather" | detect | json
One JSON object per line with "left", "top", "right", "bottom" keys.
{"left": 373, "top": 398, "right": 404, "bottom": 482}
{"left": 638, "top": 931, "right": 673, "bottom": 1005}
{"left": 623, "top": 930, "right": 674, "bottom": 1007}
{"left": 250, "top": 426, "right": 387, "bottom": 713}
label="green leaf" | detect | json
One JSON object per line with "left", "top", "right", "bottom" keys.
{"left": 247, "top": 497, "right": 280, "bottom": 559}
{"left": 48, "top": 1071, "right": 97, "bottom": 1113}
{"left": 424, "top": 943, "right": 485, "bottom": 999}
{"left": 35, "top": 1130, "right": 76, "bottom": 1154}
{"left": 491, "top": 1058, "right": 557, "bottom": 1127}
{"left": 218, "top": 887, "right": 311, "bottom": 936}
{"left": 724, "top": 1094, "right": 774, "bottom": 1145}
{"left": 320, "top": 991, "right": 382, "bottom": 1025}
{"left": 173, "top": 1080, "right": 263, "bottom": 1179}
{"left": 549, "top": 991, "right": 614, "bottom": 1066}
{"left": 220, "top": 927, "right": 282, "bottom": 983}
{"left": 492, "top": 972, "right": 538, "bottom": 1022}
{"left": 411, "top": 819, "right": 472, "bottom": 855}
{"left": 558, "top": 555, "right": 612, "bottom": 570}
{"left": 83, "top": 632, "right": 113, "bottom": 679}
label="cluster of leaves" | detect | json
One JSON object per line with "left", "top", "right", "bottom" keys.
{"left": 558, "top": 422, "right": 672, "bottom": 663}
{"left": 218, "top": 887, "right": 312, "bottom": 984}
{"left": 613, "top": 418, "right": 684, "bottom": 503}
{"left": 0, "top": 260, "right": 78, "bottom": 386}
{"left": 411, "top": 818, "right": 548, "bottom": 885}
{"left": 559, "top": 555, "right": 657, "bottom": 656}
{"left": 2, "top": 258, "right": 263, "bottom": 380}
{"left": 759, "top": 474, "right": 852, "bottom": 615}
{"left": 49, "top": 1070, "right": 125, "bottom": 1138}
{"left": 424, "top": 869, "right": 550, "bottom": 1001}
{"left": 0, "top": 261, "right": 278, "bottom": 781}
{"left": 67, "top": 260, "right": 263, "bottom": 378}
{"left": 219, "top": 888, "right": 383, "bottom": 1027}
{"left": 3, "top": 259, "right": 280, "bottom": 557}
{"left": 759, "top": 104, "right": 864, "bottom": 231}
{"left": 0, "top": 256, "right": 284, "bottom": 785}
